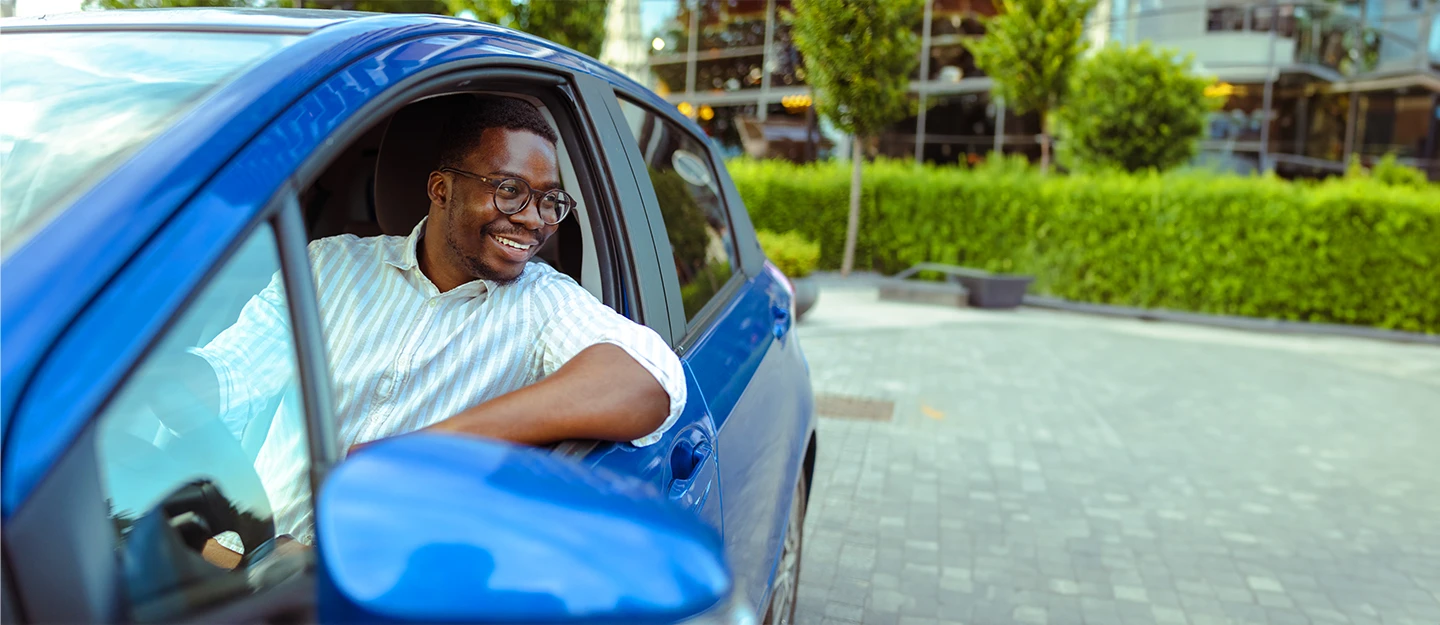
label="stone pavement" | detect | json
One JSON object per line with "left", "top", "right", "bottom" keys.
{"left": 791, "top": 284, "right": 1440, "bottom": 625}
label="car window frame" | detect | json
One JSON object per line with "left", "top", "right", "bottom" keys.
{"left": 3, "top": 191, "right": 329, "bottom": 624}
{"left": 604, "top": 91, "right": 752, "bottom": 352}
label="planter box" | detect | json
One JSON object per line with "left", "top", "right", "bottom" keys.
{"left": 893, "top": 263, "right": 1034, "bottom": 310}
{"left": 878, "top": 279, "right": 969, "bottom": 307}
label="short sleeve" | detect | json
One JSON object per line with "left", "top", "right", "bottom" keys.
{"left": 535, "top": 276, "right": 686, "bottom": 447}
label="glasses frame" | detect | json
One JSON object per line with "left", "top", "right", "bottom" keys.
{"left": 439, "top": 167, "right": 575, "bottom": 226}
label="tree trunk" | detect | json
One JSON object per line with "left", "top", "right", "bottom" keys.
{"left": 841, "top": 137, "right": 864, "bottom": 277}
{"left": 1038, "top": 110, "right": 1051, "bottom": 175}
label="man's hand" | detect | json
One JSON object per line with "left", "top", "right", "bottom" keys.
{"left": 421, "top": 343, "right": 670, "bottom": 446}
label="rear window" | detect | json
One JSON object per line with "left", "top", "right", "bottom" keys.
{"left": 0, "top": 31, "right": 298, "bottom": 251}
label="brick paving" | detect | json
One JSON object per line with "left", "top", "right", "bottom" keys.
{"left": 792, "top": 285, "right": 1440, "bottom": 625}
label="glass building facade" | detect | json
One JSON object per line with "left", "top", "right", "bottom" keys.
{"left": 607, "top": 0, "right": 1041, "bottom": 165}
{"left": 606, "top": 0, "right": 1439, "bottom": 176}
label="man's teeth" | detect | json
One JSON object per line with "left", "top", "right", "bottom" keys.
{"left": 493, "top": 236, "right": 531, "bottom": 250}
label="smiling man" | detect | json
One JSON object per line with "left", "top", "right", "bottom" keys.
{"left": 176, "top": 96, "right": 685, "bottom": 557}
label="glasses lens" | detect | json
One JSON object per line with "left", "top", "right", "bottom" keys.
{"left": 539, "top": 191, "right": 574, "bottom": 224}
{"left": 492, "top": 178, "right": 527, "bottom": 212}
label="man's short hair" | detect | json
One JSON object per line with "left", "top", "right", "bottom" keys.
{"left": 436, "top": 95, "right": 559, "bottom": 169}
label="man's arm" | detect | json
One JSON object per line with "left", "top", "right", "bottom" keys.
{"left": 424, "top": 343, "right": 670, "bottom": 446}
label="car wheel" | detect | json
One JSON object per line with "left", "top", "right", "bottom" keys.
{"left": 763, "top": 475, "right": 807, "bottom": 625}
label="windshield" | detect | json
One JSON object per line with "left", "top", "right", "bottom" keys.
{"left": 0, "top": 31, "right": 299, "bottom": 251}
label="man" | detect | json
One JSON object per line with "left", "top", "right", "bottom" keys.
{"left": 185, "top": 95, "right": 685, "bottom": 559}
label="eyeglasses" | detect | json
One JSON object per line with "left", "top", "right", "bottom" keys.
{"left": 440, "top": 167, "right": 576, "bottom": 225}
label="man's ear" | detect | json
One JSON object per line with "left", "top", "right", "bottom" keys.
{"left": 426, "top": 171, "right": 448, "bottom": 208}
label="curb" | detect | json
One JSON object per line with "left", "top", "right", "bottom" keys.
{"left": 1022, "top": 295, "right": 1440, "bottom": 346}
{"left": 805, "top": 272, "right": 1439, "bottom": 346}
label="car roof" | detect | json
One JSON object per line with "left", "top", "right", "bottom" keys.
{"left": 0, "top": 7, "right": 374, "bottom": 33}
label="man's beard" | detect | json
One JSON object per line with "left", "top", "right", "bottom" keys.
{"left": 446, "top": 216, "right": 526, "bottom": 287}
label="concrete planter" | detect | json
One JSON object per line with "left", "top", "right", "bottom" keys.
{"left": 879, "top": 279, "right": 969, "bottom": 307}
{"left": 793, "top": 277, "right": 820, "bottom": 320}
{"left": 892, "top": 263, "right": 1034, "bottom": 310}
{"left": 949, "top": 273, "right": 1033, "bottom": 309}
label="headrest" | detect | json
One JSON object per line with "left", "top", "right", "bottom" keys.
{"left": 373, "top": 94, "right": 468, "bottom": 236}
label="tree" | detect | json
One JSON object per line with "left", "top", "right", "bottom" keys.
{"left": 788, "top": 0, "right": 921, "bottom": 277}
{"left": 450, "top": 0, "right": 610, "bottom": 58}
{"left": 1056, "top": 43, "right": 1219, "bottom": 173}
{"left": 964, "top": 0, "right": 1097, "bottom": 174}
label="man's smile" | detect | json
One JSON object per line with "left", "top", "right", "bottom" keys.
{"left": 488, "top": 232, "right": 538, "bottom": 263}
{"left": 491, "top": 234, "right": 535, "bottom": 250}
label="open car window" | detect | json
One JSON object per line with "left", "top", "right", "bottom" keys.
{"left": 94, "top": 220, "right": 314, "bottom": 623}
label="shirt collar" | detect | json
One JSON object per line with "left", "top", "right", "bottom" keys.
{"left": 382, "top": 217, "right": 427, "bottom": 271}
{"left": 383, "top": 217, "right": 497, "bottom": 295}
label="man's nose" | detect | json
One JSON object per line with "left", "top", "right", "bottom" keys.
{"left": 508, "top": 197, "right": 545, "bottom": 229}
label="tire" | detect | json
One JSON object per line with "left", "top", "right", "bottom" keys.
{"left": 762, "top": 475, "right": 807, "bottom": 625}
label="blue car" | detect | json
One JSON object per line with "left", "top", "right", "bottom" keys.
{"left": 0, "top": 9, "right": 816, "bottom": 624}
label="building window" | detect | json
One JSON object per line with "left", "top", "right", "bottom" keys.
{"left": 1207, "top": 6, "right": 1246, "bottom": 32}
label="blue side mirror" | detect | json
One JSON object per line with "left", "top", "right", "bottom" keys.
{"left": 316, "top": 433, "right": 732, "bottom": 624}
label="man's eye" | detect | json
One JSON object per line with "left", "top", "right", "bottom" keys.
{"left": 497, "top": 183, "right": 523, "bottom": 197}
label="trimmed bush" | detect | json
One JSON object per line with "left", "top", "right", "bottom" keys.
{"left": 1057, "top": 43, "right": 1220, "bottom": 173}
{"left": 729, "top": 158, "right": 1440, "bottom": 333}
{"left": 1372, "top": 154, "right": 1432, "bottom": 189}
{"left": 757, "top": 230, "right": 821, "bottom": 278}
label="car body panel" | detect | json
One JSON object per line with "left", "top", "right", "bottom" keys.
{"left": 691, "top": 266, "right": 814, "bottom": 609}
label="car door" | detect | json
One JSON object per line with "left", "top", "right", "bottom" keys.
{"left": 2, "top": 190, "right": 333, "bottom": 624}
{"left": 601, "top": 92, "right": 814, "bottom": 611}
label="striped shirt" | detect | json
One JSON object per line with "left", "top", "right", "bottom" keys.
{"left": 194, "top": 217, "right": 685, "bottom": 545}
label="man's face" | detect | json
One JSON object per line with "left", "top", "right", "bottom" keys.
{"left": 436, "top": 128, "right": 560, "bottom": 285}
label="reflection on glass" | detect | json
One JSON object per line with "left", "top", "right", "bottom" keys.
{"left": 697, "top": 0, "right": 768, "bottom": 51}
{"left": 0, "top": 32, "right": 297, "bottom": 249}
{"left": 1358, "top": 94, "right": 1432, "bottom": 158}
{"left": 1374, "top": 14, "right": 1422, "bottom": 71}
{"left": 650, "top": 61, "right": 690, "bottom": 95}
{"left": 697, "top": 54, "right": 766, "bottom": 91}
{"left": 615, "top": 98, "right": 735, "bottom": 321}
{"left": 642, "top": 0, "right": 688, "bottom": 58}
{"left": 925, "top": 44, "right": 984, "bottom": 81}
{"left": 697, "top": 103, "right": 758, "bottom": 158}
{"left": 96, "top": 224, "right": 313, "bottom": 622}
{"left": 770, "top": 22, "right": 807, "bottom": 86}
{"left": 1431, "top": 15, "right": 1440, "bottom": 66}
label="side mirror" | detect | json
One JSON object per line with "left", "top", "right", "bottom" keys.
{"left": 317, "top": 433, "right": 732, "bottom": 624}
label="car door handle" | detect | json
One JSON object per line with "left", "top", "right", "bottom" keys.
{"left": 772, "top": 304, "right": 791, "bottom": 340}
{"left": 667, "top": 441, "right": 713, "bottom": 499}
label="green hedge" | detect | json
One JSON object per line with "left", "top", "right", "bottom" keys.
{"left": 730, "top": 158, "right": 1440, "bottom": 333}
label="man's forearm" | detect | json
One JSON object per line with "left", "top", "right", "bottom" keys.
{"left": 424, "top": 343, "right": 672, "bottom": 446}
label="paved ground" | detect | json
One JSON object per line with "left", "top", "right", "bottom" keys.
{"left": 791, "top": 283, "right": 1440, "bottom": 625}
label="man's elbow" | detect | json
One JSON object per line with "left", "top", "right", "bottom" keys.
{"left": 623, "top": 383, "right": 671, "bottom": 440}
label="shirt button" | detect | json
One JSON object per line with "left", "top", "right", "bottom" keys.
{"left": 427, "top": 299, "right": 438, "bottom": 308}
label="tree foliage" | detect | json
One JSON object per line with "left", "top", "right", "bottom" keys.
{"left": 450, "top": 0, "right": 610, "bottom": 58}
{"left": 1057, "top": 43, "right": 1219, "bottom": 173}
{"left": 964, "top": 0, "right": 1097, "bottom": 172}
{"left": 787, "top": 0, "right": 922, "bottom": 139}
{"left": 787, "top": 0, "right": 921, "bottom": 276}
